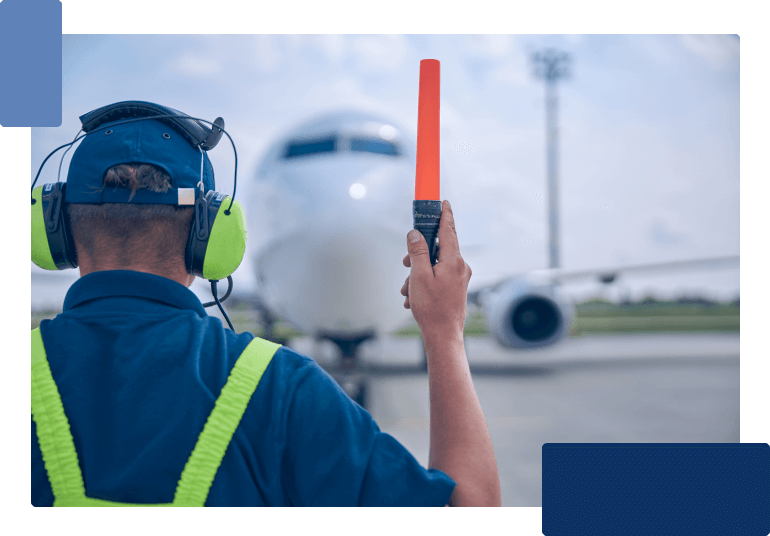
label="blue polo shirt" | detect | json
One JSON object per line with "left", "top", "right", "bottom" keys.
{"left": 31, "top": 270, "right": 455, "bottom": 506}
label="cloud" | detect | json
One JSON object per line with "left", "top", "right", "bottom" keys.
{"left": 171, "top": 51, "right": 223, "bottom": 78}
{"left": 489, "top": 60, "right": 529, "bottom": 87}
{"left": 680, "top": 35, "right": 739, "bottom": 70}
{"left": 254, "top": 35, "right": 280, "bottom": 72}
{"left": 562, "top": 35, "right": 584, "bottom": 47}
{"left": 312, "top": 34, "right": 345, "bottom": 63}
{"left": 465, "top": 35, "right": 515, "bottom": 57}
{"left": 350, "top": 35, "right": 408, "bottom": 72}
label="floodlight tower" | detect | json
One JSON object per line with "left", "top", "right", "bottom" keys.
{"left": 532, "top": 48, "right": 570, "bottom": 269}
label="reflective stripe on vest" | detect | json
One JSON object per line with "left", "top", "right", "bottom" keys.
{"left": 31, "top": 328, "right": 281, "bottom": 507}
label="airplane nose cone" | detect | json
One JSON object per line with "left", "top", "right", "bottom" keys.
{"left": 256, "top": 221, "right": 412, "bottom": 335}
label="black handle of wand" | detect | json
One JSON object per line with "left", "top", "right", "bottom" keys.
{"left": 413, "top": 200, "right": 442, "bottom": 266}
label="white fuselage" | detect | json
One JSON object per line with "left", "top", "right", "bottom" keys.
{"left": 247, "top": 111, "right": 416, "bottom": 337}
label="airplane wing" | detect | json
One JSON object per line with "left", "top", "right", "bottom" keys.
{"left": 529, "top": 254, "right": 740, "bottom": 285}
{"left": 467, "top": 254, "right": 739, "bottom": 305}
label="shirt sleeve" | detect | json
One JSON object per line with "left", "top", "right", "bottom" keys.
{"left": 280, "top": 357, "right": 455, "bottom": 506}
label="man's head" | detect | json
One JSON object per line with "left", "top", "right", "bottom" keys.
{"left": 66, "top": 163, "right": 195, "bottom": 287}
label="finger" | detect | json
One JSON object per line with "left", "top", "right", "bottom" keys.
{"left": 404, "top": 296, "right": 410, "bottom": 309}
{"left": 406, "top": 230, "right": 433, "bottom": 277}
{"left": 400, "top": 276, "right": 409, "bottom": 297}
{"left": 437, "top": 200, "right": 461, "bottom": 262}
{"left": 403, "top": 254, "right": 411, "bottom": 268}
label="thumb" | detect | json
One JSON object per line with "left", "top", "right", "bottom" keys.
{"left": 407, "top": 230, "right": 433, "bottom": 277}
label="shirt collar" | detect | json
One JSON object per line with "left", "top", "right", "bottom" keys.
{"left": 63, "top": 270, "right": 207, "bottom": 317}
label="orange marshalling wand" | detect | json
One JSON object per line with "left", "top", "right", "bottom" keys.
{"left": 415, "top": 59, "right": 440, "bottom": 200}
{"left": 413, "top": 59, "right": 442, "bottom": 266}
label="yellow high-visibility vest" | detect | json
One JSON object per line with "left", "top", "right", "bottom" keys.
{"left": 31, "top": 328, "right": 281, "bottom": 507}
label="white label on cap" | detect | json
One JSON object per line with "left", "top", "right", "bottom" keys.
{"left": 178, "top": 188, "right": 195, "bottom": 205}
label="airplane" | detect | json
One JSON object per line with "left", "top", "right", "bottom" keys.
{"left": 31, "top": 109, "right": 740, "bottom": 406}
{"left": 221, "top": 109, "right": 739, "bottom": 403}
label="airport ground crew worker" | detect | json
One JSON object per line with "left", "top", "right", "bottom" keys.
{"left": 31, "top": 101, "right": 500, "bottom": 506}
{"left": 31, "top": 102, "right": 500, "bottom": 507}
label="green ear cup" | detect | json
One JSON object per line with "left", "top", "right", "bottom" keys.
{"left": 31, "top": 186, "right": 57, "bottom": 270}
{"left": 201, "top": 197, "right": 247, "bottom": 281}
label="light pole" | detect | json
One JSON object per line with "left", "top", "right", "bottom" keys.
{"left": 532, "top": 49, "right": 570, "bottom": 269}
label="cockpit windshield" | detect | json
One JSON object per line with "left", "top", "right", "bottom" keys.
{"left": 283, "top": 135, "right": 401, "bottom": 159}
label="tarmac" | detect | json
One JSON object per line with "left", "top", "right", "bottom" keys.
{"left": 289, "top": 333, "right": 740, "bottom": 507}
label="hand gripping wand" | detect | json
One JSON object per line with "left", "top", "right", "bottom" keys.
{"left": 413, "top": 59, "right": 441, "bottom": 266}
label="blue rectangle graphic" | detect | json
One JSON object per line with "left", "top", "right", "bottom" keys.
{"left": 0, "top": 0, "right": 62, "bottom": 127}
{"left": 542, "top": 443, "right": 770, "bottom": 536}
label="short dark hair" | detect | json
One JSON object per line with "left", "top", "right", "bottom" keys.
{"left": 67, "top": 164, "right": 194, "bottom": 271}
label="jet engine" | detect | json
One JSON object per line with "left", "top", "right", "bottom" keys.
{"left": 479, "top": 276, "right": 574, "bottom": 349}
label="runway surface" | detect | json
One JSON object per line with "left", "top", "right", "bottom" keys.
{"left": 289, "top": 333, "right": 740, "bottom": 507}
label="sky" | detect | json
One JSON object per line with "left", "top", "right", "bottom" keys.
{"left": 33, "top": 33, "right": 740, "bottom": 301}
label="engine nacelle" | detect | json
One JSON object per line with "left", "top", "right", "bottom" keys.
{"left": 480, "top": 276, "right": 574, "bottom": 349}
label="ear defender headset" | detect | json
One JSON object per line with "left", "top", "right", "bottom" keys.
{"left": 31, "top": 101, "right": 246, "bottom": 329}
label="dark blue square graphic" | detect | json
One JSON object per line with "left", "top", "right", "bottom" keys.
{"left": 542, "top": 443, "right": 770, "bottom": 536}
{"left": 0, "top": 0, "right": 62, "bottom": 127}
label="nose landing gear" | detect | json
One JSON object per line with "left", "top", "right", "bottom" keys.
{"left": 321, "top": 332, "right": 375, "bottom": 409}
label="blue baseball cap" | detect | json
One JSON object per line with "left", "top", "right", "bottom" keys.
{"left": 65, "top": 117, "right": 215, "bottom": 205}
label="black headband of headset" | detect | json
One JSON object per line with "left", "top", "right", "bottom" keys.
{"left": 79, "top": 101, "right": 225, "bottom": 151}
